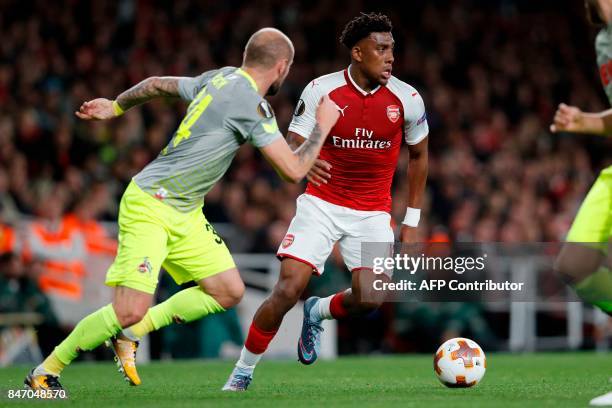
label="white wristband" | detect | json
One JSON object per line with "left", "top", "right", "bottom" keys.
{"left": 402, "top": 207, "right": 421, "bottom": 227}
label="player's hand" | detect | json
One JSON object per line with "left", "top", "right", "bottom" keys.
{"left": 75, "top": 98, "right": 116, "bottom": 120}
{"left": 400, "top": 225, "right": 419, "bottom": 244}
{"left": 315, "top": 95, "right": 341, "bottom": 134}
{"left": 550, "top": 103, "right": 584, "bottom": 133}
{"left": 398, "top": 225, "right": 422, "bottom": 261}
{"left": 306, "top": 159, "right": 332, "bottom": 186}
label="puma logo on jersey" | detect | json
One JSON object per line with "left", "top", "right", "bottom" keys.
{"left": 338, "top": 105, "right": 349, "bottom": 117}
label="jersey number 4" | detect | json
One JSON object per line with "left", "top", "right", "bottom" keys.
{"left": 170, "top": 73, "right": 229, "bottom": 150}
{"left": 173, "top": 88, "right": 213, "bottom": 148}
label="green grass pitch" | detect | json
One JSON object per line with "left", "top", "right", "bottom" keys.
{"left": 0, "top": 353, "right": 609, "bottom": 407}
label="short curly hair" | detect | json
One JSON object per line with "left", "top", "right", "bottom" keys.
{"left": 339, "top": 12, "right": 393, "bottom": 49}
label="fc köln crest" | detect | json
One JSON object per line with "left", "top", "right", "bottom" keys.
{"left": 386, "top": 105, "right": 401, "bottom": 123}
{"left": 281, "top": 234, "right": 294, "bottom": 249}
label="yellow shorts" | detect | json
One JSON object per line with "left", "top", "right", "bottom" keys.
{"left": 566, "top": 166, "right": 612, "bottom": 247}
{"left": 105, "top": 181, "right": 236, "bottom": 294}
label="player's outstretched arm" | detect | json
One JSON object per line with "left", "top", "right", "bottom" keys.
{"left": 260, "top": 95, "right": 340, "bottom": 183}
{"left": 550, "top": 103, "right": 612, "bottom": 135}
{"left": 75, "top": 76, "right": 182, "bottom": 121}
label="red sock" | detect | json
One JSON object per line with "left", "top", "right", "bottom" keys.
{"left": 330, "top": 291, "right": 349, "bottom": 319}
{"left": 244, "top": 322, "right": 278, "bottom": 354}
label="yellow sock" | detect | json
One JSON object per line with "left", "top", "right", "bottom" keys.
{"left": 51, "top": 304, "right": 122, "bottom": 371}
{"left": 124, "top": 288, "right": 225, "bottom": 340}
{"left": 41, "top": 352, "right": 66, "bottom": 376}
{"left": 147, "top": 286, "right": 225, "bottom": 329}
{"left": 127, "top": 313, "right": 156, "bottom": 338}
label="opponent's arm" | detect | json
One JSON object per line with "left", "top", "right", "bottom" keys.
{"left": 116, "top": 77, "right": 182, "bottom": 110}
{"left": 550, "top": 103, "right": 612, "bottom": 135}
{"left": 260, "top": 96, "right": 339, "bottom": 183}
{"left": 286, "top": 131, "right": 305, "bottom": 150}
{"left": 287, "top": 131, "right": 332, "bottom": 186}
{"left": 400, "top": 136, "right": 429, "bottom": 243}
{"left": 75, "top": 76, "right": 183, "bottom": 121}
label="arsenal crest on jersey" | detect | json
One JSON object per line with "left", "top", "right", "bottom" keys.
{"left": 281, "top": 234, "right": 294, "bottom": 249}
{"left": 386, "top": 105, "right": 400, "bottom": 123}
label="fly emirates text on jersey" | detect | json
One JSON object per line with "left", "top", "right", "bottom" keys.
{"left": 331, "top": 127, "right": 392, "bottom": 149}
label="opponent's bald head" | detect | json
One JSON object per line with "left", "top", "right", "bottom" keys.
{"left": 243, "top": 28, "right": 294, "bottom": 69}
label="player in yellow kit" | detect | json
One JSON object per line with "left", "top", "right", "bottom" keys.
{"left": 550, "top": 1, "right": 612, "bottom": 406}
{"left": 24, "top": 28, "right": 340, "bottom": 392}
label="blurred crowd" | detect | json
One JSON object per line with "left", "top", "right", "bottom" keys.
{"left": 2, "top": 0, "right": 610, "bottom": 252}
{"left": 1, "top": 0, "right": 611, "bottom": 353}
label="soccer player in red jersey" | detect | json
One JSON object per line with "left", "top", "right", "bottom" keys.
{"left": 224, "top": 13, "right": 429, "bottom": 391}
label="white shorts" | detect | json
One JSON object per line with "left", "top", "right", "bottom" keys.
{"left": 277, "top": 194, "right": 395, "bottom": 275}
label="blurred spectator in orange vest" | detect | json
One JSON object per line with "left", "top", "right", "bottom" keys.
{"left": 63, "top": 182, "right": 117, "bottom": 256}
{"left": 24, "top": 186, "right": 86, "bottom": 300}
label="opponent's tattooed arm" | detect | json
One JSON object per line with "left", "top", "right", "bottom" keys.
{"left": 75, "top": 76, "right": 184, "bottom": 121}
{"left": 250, "top": 95, "right": 340, "bottom": 184}
{"left": 115, "top": 77, "right": 181, "bottom": 111}
{"left": 294, "top": 124, "right": 323, "bottom": 166}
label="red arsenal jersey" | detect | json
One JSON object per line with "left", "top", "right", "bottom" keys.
{"left": 289, "top": 67, "right": 429, "bottom": 212}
